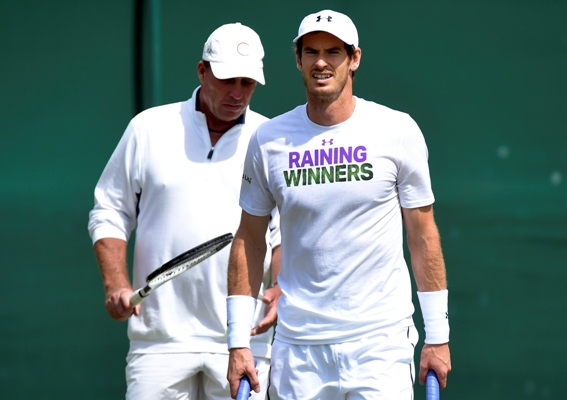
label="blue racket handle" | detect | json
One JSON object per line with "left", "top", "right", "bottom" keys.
{"left": 236, "top": 358, "right": 257, "bottom": 400}
{"left": 426, "top": 370, "right": 440, "bottom": 400}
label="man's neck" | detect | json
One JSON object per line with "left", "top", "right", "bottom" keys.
{"left": 306, "top": 94, "right": 356, "bottom": 126}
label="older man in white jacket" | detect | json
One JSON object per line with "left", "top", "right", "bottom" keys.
{"left": 88, "top": 22, "right": 281, "bottom": 400}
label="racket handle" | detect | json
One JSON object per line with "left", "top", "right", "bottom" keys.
{"left": 426, "top": 370, "right": 440, "bottom": 400}
{"left": 129, "top": 289, "right": 144, "bottom": 307}
{"left": 236, "top": 358, "right": 257, "bottom": 400}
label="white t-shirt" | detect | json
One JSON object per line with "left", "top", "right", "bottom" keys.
{"left": 89, "top": 87, "right": 280, "bottom": 357}
{"left": 240, "top": 97, "right": 434, "bottom": 345}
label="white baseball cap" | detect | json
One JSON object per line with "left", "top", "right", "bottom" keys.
{"left": 202, "top": 23, "right": 265, "bottom": 85}
{"left": 293, "top": 10, "right": 358, "bottom": 48}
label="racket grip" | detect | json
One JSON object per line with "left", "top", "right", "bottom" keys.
{"left": 129, "top": 289, "right": 144, "bottom": 307}
{"left": 426, "top": 370, "right": 440, "bottom": 400}
{"left": 236, "top": 358, "right": 257, "bottom": 400}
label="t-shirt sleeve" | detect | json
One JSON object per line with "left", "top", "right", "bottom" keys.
{"left": 396, "top": 115, "right": 435, "bottom": 208}
{"left": 239, "top": 131, "right": 277, "bottom": 217}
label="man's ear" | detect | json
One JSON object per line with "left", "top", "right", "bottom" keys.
{"left": 350, "top": 48, "right": 362, "bottom": 72}
{"left": 197, "top": 60, "right": 206, "bottom": 83}
{"left": 295, "top": 52, "right": 302, "bottom": 71}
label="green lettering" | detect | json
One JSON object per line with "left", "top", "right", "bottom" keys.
{"left": 347, "top": 164, "right": 360, "bottom": 181}
{"left": 336, "top": 164, "right": 347, "bottom": 182}
{"left": 322, "top": 166, "right": 334, "bottom": 183}
{"left": 361, "top": 163, "right": 373, "bottom": 181}
{"left": 284, "top": 170, "right": 302, "bottom": 187}
{"left": 308, "top": 168, "right": 320, "bottom": 185}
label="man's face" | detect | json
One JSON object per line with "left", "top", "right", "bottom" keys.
{"left": 197, "top": 61, "right": 257, "bottom": 125}
{"left": 296, "top": 31, "right": 359, "bottom": 103}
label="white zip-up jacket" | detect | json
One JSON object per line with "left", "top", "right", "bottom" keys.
{"left": 88, "top": 87, "right": 279, "bottom": 357}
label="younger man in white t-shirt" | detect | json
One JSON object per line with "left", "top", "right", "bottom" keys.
{"left": 226, "top": 10, "right": 451, "bottom": 399}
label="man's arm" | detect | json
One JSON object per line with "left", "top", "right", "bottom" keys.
{"left": 251, "top": 245, "right": 281, "bottom": 335}
{"left": 402, "top": 205, "right": 452, "bottom": 389}
{"left": 227, "top": 210, "right": 271, "bottom": 398}
{"left": 94, "top": 237, "right": 140, "bottom": 321}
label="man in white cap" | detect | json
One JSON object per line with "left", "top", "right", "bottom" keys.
{"left": 88, "top": 22, "right": 281, "bottom": 400}
{"left": 226, "top": 10, "right": 451, "bottom": 399}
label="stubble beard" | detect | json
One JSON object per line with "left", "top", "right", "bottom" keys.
{"left": 303, "top": 72, "right": 349, "bottom": 104}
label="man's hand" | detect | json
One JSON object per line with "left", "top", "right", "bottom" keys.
{"left": 419, "top": 343, "right": 451, "bottom": 389}
{"left": 105, "top": 287, "right": 140, "bottom": 321}
{"left": 251, "top": 284, "right": 281, "bottom": 335}
{"left": 227, "top": 348, "right": 259, "bottom": 398}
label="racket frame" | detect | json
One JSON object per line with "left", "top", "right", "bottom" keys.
{"left": 130, "top": 233, "right": 233, "bottom": 306}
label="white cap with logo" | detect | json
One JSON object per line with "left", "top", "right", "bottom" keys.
{"left": 202, "top": 23, "right": 265, "bottom": 85}
{"left": 293, "top": 10, "right": 358, "bottom": 48}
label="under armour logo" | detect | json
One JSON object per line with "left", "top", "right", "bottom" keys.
{"left": 321, "top": 139, "right": 334, "bottom": 146}
{"left": 316, "top": 15, "right": 333, "bottom": 22}
{"left": 445, "top": 311, "right": 449, "bottom": 319}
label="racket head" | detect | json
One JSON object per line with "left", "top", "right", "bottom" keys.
{"left": 145, "top": 233, "right": 233, "bottom": 287}
{"left": 426, "top": 369, "right": 440, "bottom": 400}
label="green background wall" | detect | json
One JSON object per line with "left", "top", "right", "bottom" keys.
{"left": 1, "top": 0, "right": 565, "bottom": 398}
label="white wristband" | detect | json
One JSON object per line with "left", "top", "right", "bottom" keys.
{"left": 417, "top": 290, "right": 450, "bottom": 344}
{"left": 226, "top": 295, "right": 256, "bottom": 349}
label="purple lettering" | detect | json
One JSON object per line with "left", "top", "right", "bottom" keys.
{"left": 301, "top": 151, "right": 314, "bottom": 167}
{"left": 320, "top": 148, "right": 332, "bottom": 166}
{"left": 339, "top": 147, "right": 353, "bottom": 163}
{"left": 289, "top": 152, "right": 300, "bottom": 168}
{"left": 354, "top": 146, "right": 367, "bottom": 162}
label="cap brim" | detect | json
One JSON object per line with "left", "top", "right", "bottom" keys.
{"left": 209, "top": 62, "right": 265, "bottom": 85}
{"left": 293, "top": 29, "right": 357, "bottom": 47}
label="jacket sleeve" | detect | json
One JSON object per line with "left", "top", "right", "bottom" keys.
{"left": 88, "top": 121, "right": 142, "bottom": 244}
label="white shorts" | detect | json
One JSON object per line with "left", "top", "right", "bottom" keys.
{"left": 268, "top": 323, "right": 418, "bottom": 400}
{"left": 125, "top": 352, "right": 270, "bottom": 400}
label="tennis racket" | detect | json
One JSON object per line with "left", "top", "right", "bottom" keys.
{"left": 426, "top": 370, "right": 440, "bottom": 400}
{"left": 236, "top": 358, "right": 257, "bottom": 400}
{"left": 129, "top": 233, "right": 233, "bottom": 306}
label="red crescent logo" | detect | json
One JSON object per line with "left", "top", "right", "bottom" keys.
{"left": 237, "top": 42, "right": 250, "bottom": 56}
